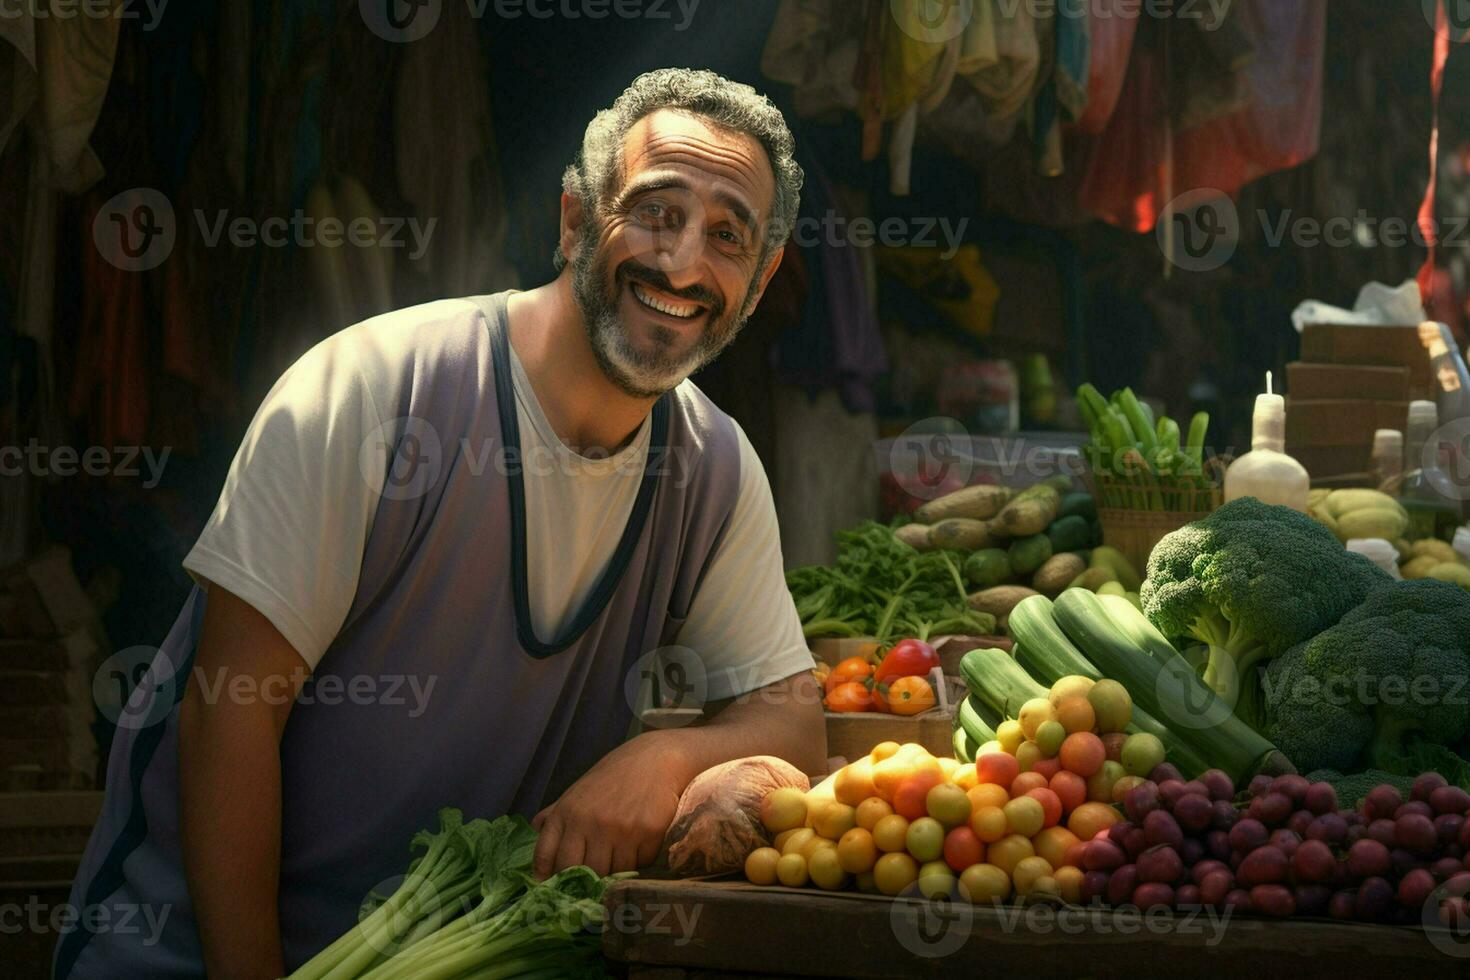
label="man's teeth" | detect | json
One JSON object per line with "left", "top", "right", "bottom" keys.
{"left": 632, "top": 282, "right": 701, "bottom": 319}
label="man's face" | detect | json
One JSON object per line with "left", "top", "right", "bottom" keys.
{"left": 569, "top": 108, "right": 781, "bottom": 398}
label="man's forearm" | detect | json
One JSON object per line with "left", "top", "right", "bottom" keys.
{"left": 178, "top": 690, "right": 288, "bottom": 980}
{"left": 646, "top": 671, "right": 827, "bottom": 787}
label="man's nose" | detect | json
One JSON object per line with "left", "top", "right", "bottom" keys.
{"left": 651, "top": 223, "right": 708, "bottom": 291}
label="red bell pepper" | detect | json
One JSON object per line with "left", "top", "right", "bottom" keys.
{"left": 873, "top": 639, "right": 940, "bottom": 685}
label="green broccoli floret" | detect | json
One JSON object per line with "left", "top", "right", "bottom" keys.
{"left": 1141, "top": 497, "right": 1391, "bottom": 730}
{"left": 1264, "top": 580, "right": 1470, "bottom": 787}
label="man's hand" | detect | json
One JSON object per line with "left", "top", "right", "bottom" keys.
{"left": 532, "top": 733, "right": 685, "bottom": 877}
{"left": 532, "top": 670, "right": 825, "bottom": 878}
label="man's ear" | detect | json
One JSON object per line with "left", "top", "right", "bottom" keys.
{"left": 559, "top": 192, "right": 585, "bottom": 264}
{"left": 745, "top": 245, "right": 786, "bottom": 312}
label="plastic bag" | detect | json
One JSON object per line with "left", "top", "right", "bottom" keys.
{"left": 662, "top": 756, "right": 810, "bottom": 877}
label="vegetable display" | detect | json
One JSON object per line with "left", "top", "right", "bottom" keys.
{"left": 787, "top": 522, "right": 996, "bottom": 642}
{"left": 1076, "top": 383, "right": 1212, "bottom": 512}
{"left": 287, "top": 810, "right": 615, "bottom": 980}
{"left": 1141, "top": 497, "right": 1391, "bottom": 731}
{"left": 1264, "top": 579, "right": 1470, "bottom": 792}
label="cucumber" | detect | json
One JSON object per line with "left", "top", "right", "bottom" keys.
{"left": 953, "top": 726, "right": 977, "bottom": 763}
{"left": 1007, "top": 534, "right": 1053, "bottom": 577}
{"left": 1051, "top": 589, "right": 1291, "bottom": 786}
{"left": 959, "top": 695, "right": 998, "bottom": 748}
{"left": 964, "top": 549, "right": 1013, "bottom": 588}
{"left": 1009, "top": 595, "right": 1101, "bottom": 684}
{"left": 1096, "top": 593, "right": 1183, "bottom": 669}
{"left": 960, "top": 647, "right": 1048, "bottom": 720}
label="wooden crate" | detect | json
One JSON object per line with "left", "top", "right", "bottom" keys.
{"left": 603, "top": 879, "right": 1458, "bottom": 979}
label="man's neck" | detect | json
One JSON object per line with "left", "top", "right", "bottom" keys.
{"left": 505, "top": 275, "right": 661, "bottom": 457}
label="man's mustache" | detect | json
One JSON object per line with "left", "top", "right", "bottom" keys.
{"left": 617, "top": 262, "right": 724, "bottom": 317}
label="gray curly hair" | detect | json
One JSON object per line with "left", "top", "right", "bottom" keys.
{"left": 556, "top": 68, "right": 803, "bottom": 271}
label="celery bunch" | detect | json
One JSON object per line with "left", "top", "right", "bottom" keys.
{"left": 287, "top": 809, "right": 617, "bottom": 980}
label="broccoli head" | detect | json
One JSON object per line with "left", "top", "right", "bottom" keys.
{"left": 1141, "top": 496, "right": 1392, "bottom": 729}
{"left": 1263, "top": 579, "right": 1470, "bottom": 786}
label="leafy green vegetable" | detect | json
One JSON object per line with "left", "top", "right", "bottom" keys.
{"left": 1141, "top": 497, "right": 1391, "bottom": 731}
{"left": 787, "top": 521, "right": 995, "bottom": 642}
{"left": 287, "top": 809, "right": 615, "bottom": 980}
{"left": 1264, "top": 579, "right": 1470, "bottom": 789}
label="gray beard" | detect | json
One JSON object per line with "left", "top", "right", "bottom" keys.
{"left": 570, "top": 223, "right": 759, "bottom": 399}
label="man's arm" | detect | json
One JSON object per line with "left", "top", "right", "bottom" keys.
{"left": 533, "top": 669, "right": 824, "bottom": 877}
{"left": 178, "top": 584, "right": 310, "bottom": 980}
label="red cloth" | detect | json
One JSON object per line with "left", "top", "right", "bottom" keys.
{"left": 1080, "top": 0, "right": 1327, "bottom": 233}
{"left": 1071, "top": 0, "right": 1139, "bottom": 135}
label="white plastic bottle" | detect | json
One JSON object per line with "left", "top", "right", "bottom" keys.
{"left": 1224, "top": 377, "right": 1310, "bottom": 512}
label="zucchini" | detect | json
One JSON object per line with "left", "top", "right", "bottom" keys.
{"left": 958, "top": 695, "right": 998, "bottom": 748}
{"left": 960, "top": 647, "right": 1048, "bottom": 720}
{"left": 1096, "top": 593, "right": 1182, "bottom": 669}
{"left": 953, "top": 726, "right": 977, "bottom": 763}
{"left": 1052, "top": 589, "right": 1292, "bottom": 786}
{"left": 1010, "top": 595, "right": 1100, "bottom": 684}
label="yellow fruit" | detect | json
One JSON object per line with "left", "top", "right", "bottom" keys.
{"left": 874, "top": 852, "right": 919, "bottom": 896}
{"left": 836, "top": 828, "right": 878, "bottom": 874}
{"left": 812, "top": 802, "right": 857, "bottom": 840}
{"left": 967, "top": 783, "right": 1009, "bottom": 812}
{"left": 799, "top": 837, "right": 837, "bottom": 861}
{"left": 937, "top": 757, "right": 960, "bottom": 780}
{"left": 1054, "top": 865, "right": 1084, "bottom": 903}
{"left": 1028, "top": 875, "right": 1061, "bottom": 900}
{"left": 1003, "top": 796, "right": 1045, "bottom": 838}
{"left": 1012, "top": 856, "right": 1054, "bottom": 897}
{"left": 1014, "top": 740, "right": 1043, "bottom": 773}
{"left": 870, "top": 740, "right": 902, "bottom": 762}
{"left": 1033, "top": 826, "right": 1080, "bottom": 870}
{"left": 773, "top": 828, "right": 800, "bottom": 851}
{"left": 970, "top": 805, "right": 1007, "bottom": 844}
{"left": 996, "top": 720, "right": 1025, "bottom": 754}
{"left": 761, "top": 787, "right": 808, "bottom": 833}
{"left": 985, "top": 834, "right": 1034, "bottom": 877}
{"left": 952, "top": 763, "right": 979, "bottom": 790}
{"left": 833, "top": 757, "right": 877, "bottom": 806}
{"left": 873, "top": 814, "right": 911, "bottom": 853}
{"left": 917, "top": 860, "right": 956, "bottom": 900}
{"left": 781, "top": 828, "right": 815, "bottom": 856}
{"left": 872, "top": 745, "right": 943, "bottom": 802}
{"left": 808, "top": 846, "right": 849, "bottom": 891}
{"left": 1054, "top": 696, "right": 1096, "bottom": 735}
{"left": 856, "top": 796, "right": 894, "bottom": 831}
{"left": 745, "top": 847, "right": 781, "bottom": 885}
{"left": 855, "top": 870, "right": 879, "bottom": 894}
{"left": 1067, "top": 802, "right": 1120, "bottom": 841}
{"left": 1018, "top": 698, "right": 1055, "bottom": 740}
{"left": 1087, "top": 679, "right": 1132, "bottom": 734}
{"left": 1049, "top": 675, "right": 1095, "bottom": 708}
{"left": 776, "top": 853, "right": 809, "bottom": 887}
{"left": 959, "top": 863, "right": 1011, "bottom": 903}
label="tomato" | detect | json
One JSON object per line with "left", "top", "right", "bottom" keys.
{"left": 974, "top": 752, "right": 1019, "bottom": 789}
{"left": 943, "top": 826, "right": 984, "bottom": 872}
{"left": 824, "top": 681, "right": 874, "bottom": 713}
{"left": 873, "top": 639, "right": 940, "bottom": 684}
{"left": 825, "top": 656, "right": 873, "bottom": 695}
{"left": 885, "top": 676, "right": 937, "bottom": 716}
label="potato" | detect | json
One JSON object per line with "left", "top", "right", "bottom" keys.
{"left": 915, "top": 484, "right": 1012, "bottom": 524}
{"left": 893, "top": 524, "right": 933, "bottom": 552}
{"left": 967, "top": 586, "right": 1040, "bottom": 630}
{"left": 1032, "top": 553, "right": 1086, "bottom": 597}
{"left": 928, "top": 519, "right": 995, "bottom": 551}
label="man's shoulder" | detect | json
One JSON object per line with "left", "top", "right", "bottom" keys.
{"left": 306, "top": 294, "right": 503, "bottom": 390}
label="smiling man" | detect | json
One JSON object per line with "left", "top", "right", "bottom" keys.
{"left": 58, "top": 69, "right": 824, "bottom": 980}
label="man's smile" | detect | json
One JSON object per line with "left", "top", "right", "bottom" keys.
{"left": 628, "top": 280, "right": 708, "bottom": 322}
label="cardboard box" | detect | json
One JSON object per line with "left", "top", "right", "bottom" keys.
{"left": 1285, "top": 399, "right": 1411, "bottom": 448}
{"left": 1285, "top": 362, "right": 1412, "bottom": 402}
{"left": 1298, "top": 323, "right": 1442, "bottom": 398}
{"left": 1290, "top": 445, "right": 1375, "bottom": 480}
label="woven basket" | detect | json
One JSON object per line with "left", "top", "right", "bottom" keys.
{"left": 1087, "top": 465, "right": 1223, "bottom": 573}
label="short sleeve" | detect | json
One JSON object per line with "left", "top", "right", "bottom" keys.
{"left": 672, "top": 427, "right": 813, "bottom": 701}
{"left": 182, "top": 322, "right": 403, "bottom": 668}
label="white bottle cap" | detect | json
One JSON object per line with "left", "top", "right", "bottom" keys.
{"left": 1253, "top": 393, "right": 1286, "bottom": 451}
{"left": 1372, "top": 429, "right": 1403, "bottom": 455}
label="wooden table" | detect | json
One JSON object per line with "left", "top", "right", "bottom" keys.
{"left": 602, "top": 879, "right": 1470, "bottom": 979}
